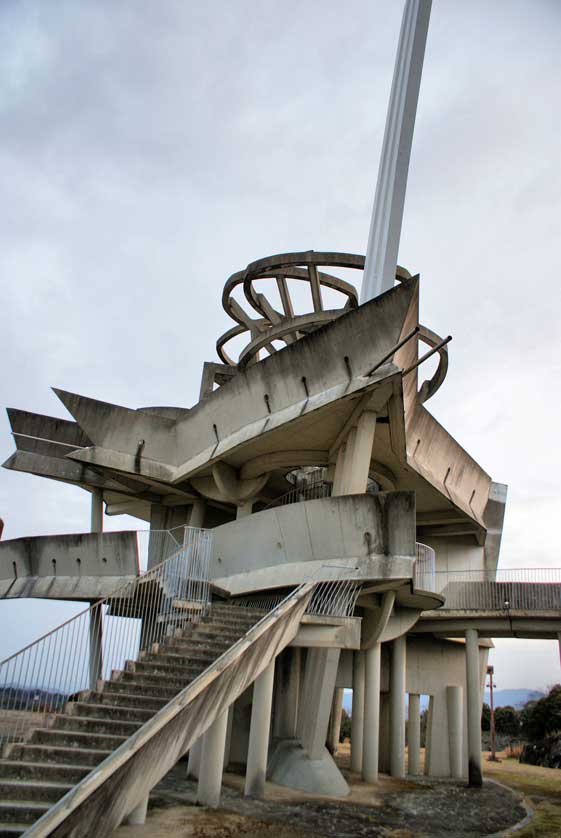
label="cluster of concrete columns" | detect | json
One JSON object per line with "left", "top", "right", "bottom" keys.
{"left": 350, "top": 629, "right": 483, "bottom": 786}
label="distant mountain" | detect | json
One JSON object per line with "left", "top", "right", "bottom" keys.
{"left": 342, "top": 687, "right": 544, "bottom": 716}
{"left": 484, "top": 689, "right": 544, "bottom": 709}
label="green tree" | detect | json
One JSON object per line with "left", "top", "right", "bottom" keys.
{"left": 521, "top": 685, "right": 561, "bottom": 740}
{"left": 481, "top": 702, "right": 491, "bottom": 732}
{"left": 494, "top": 705, "right": 520, "bottom": 736}
{"left": 339, "top": 708, "right": 351, "bottom": 742}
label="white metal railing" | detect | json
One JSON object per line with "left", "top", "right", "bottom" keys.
{"left": 230, "top": 565, "right": 362, "bottom": 619}
{"left": 433, "top": 568, "right": 561, "bottom": 611}
{"left": 414, "top": 542, "right": 436, "bottom": 590}
{"left": 0, "top": 527, "right": 212, "bottom": 748}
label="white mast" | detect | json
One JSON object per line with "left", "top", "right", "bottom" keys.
{"left": 360, "top": 0, "right": 432, "bottom": 304}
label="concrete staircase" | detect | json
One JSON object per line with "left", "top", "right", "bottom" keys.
{"left": 0, "top": 604, "right": 263, "bottom": 836}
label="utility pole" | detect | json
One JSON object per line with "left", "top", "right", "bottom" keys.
{"left": 487, "top": 665, "right": 499, "bottom": 762}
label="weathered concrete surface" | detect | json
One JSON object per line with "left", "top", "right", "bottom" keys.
{"left": 211, "top": 493, "right": 416, "bottom": 595}
{"left": 26, "top": 585, "right": 313, "bottom": 838}
{"left": 0, "top": 531, "right": 139, "bottom": 600}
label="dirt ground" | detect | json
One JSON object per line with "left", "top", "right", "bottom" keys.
{"left": 116, "top": 743, "right": 535, "bottom": 838}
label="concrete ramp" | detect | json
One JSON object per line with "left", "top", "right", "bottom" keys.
{"left": 23, "top": 586, "right": 312, "bottom": 837}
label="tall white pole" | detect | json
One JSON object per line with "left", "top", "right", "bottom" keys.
{"left": 360, "top": 0, "right": 432, "bottom": 304}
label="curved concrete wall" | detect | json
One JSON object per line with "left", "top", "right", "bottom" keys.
{"left": 211, "top": 492, "right": 415, "bottom": 595}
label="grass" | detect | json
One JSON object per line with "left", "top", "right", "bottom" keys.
{"left": 483, "top": 750, "right": 561, "bottom": 837}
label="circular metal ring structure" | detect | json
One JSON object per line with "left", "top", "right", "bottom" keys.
{"left": 217, "top": 250, "right": 411, "bottom": 367}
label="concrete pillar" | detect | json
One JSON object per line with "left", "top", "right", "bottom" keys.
{"left": 90, "top": 488, "right": 103, "bottom": 533}
{"left": 224, "top": 704, "right": 234, "bottom": 769}
{"left": 344, "top": 411, "right": 377, "bottom": 495}
{"left": 407, "top": 693, "right": 421, "bottom": 775}
{"left": 88, "top": 605, "right": 103, "bottom": 690}
{"left": 362, "top": 642, "right": 381, "bottom": 782}
{"left": 465, "top": 628, "right": 482, "bottom": 786}
{"left": 187, "top": 737, "right": 202, "bottom": 779}
{"left": 341, "top": 428, "right": 357, "bottom": 493}
{"left": 558, "top": 632, "right": 561, "bottom": 669}
{"left": 327, "top": 687, "right": 345, "bottom": 755}
{"left": 351, "top": 651, "right": 365, "bottom": 773}
{"left": 390, "top": 635, "right": 406, "bottom": 778}
{"left": 274, "top": 648, "right": 301, "bottom": 739}
{"left": 126, "top": 795, "right": 148, "bottom": 825}
{"left": 331, "top": 443, "right": 347, "bottom": 496}
{"left": 89, "top": 488, "right": 104, "bottom": 688}
{"left": 424, "top": 695, "right": 434, "bottom": 776}
{"left": 245, "top": 660, "right": 275, "bottom": 798}
{"left": 189, "top": 499, "right": 206, "bottom": 528}
{"left": 236, "top": 501, "right": 253, "bottom": 518}
{"left": 297, "top": 648, "right": 340, "bottom": 760}
{"left": 446, "top": 685, "right": 463, "bottom": 779}
{"left": 197, "top": 710, "right": 229, "bottom": 807}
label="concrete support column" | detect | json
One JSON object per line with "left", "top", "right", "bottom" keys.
{"left": 126, "top": 795, "right": 148, "bottom": 826}
{"left": 187, "top": 737, "right": 202, "bottom": 779}
{"left": 89, "top": 488, "right": 104, "bottom": 688}
{"left": 245, "top": 661, "right": 275, "bottom": 798}
{"left": 362, "top": 642, "right": 381, "bottom": 782}
{"left": 189, "top": 500, "right": 206, "bottom": 528}
{"left": 197, "top": 710, "right": 229, "bottom": 807}
{"left": 341, "top": 427, "right": 357, "bottom": 493}
{"left": 327, "top": 687, "right": 345, "bottom": 755}
{"left": 344, "top": 411, "right": 377, "bottom": 495}
{"left": 407, "top": 693, "right": 421, "bottom": 776}
{"left": 237, "top": 501, "right": 253, "bottom": 519}
{"left": 331, "top": 443, "right": 347, "bottom": 496}
{"left": 424, "top": 695, "right": 434, "bottom": 776}
{"left": 224, "top": 704, "right": 234, "bottom": 769}
{"left": 446, "top": 685, "right": 463, "bottom": 779}
{"left": 90, "top": 488, "right": 103, "bottom": 533}
{"left": 390, "top": 635, "right": 406, "bottom": 778}
{"left": 297, "top": 648, "right": 340, "bottom": 760}
{"left": 275, "top": 648, "right": 301, "bottom": 739}
{"left": 465, "top": 628, "right": 482, "bottom": 786}
{"left": 351, "top": 651, "right": 365, "bottom": 773}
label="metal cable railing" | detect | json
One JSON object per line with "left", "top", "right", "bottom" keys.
{"left": 230, "top": 565, "right": 362, "bottom": 619}
{"left": 0, "top": 526, "right": 212, "bottom": 748}
{"left": 434, "top": 568, "right": 561, "bottom": 611}
{"left": 263, "top": 479, "right": 333, "bottom": 510}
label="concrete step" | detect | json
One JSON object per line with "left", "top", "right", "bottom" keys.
{"left": 6, "top": 744, "right": 112, "bottom": 768}
{"left": 164, "top": 637, "right": 229, "bottom": 655}
{"left": 118, "top": 669, "right": 201, "bottom": 691}
{"left": 102, "top": 679, "right": 181, "bottom": 701}
{"left": 0, "top": 761, "right": 89, "bottom": 786}
{"left": 0, "top": 825, "right": 27, "bottom": 836}
{"left": 211, "top": 605, "right": 266, "bottom": 619}
{"left": 126, "top": 659, "right": 203, "bottom": 679}
{"left": 144, "top": 649, "right": 217, "bottom": 667}
{"left": 51, "top": 714, "right": 141, "bottom": 738}
{"left": 0, "top": 801, "right": 51, "bottom": 825}
{"left": 66, "top": 701, "right": 154, "bottom": 724}
{"left": 27, "top": 727, "right": 127, "bottom": 752}
{"left": 0, "top": 779, "right": 72, "bottom": 804}
{"left": 87, "top": 690, "right": 167, "bottom": 713}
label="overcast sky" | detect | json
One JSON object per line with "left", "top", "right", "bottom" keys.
{"left": 1, "top": 0, "right": 560, "bottom": 691}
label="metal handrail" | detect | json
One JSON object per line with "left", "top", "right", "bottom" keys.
{"left": 0, "top": 526, "right": 212, "bottom": 747}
